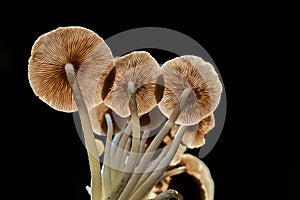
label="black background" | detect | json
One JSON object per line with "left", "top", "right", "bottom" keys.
{"left": 1, "top": 3, "right": 295, "bottom": 200}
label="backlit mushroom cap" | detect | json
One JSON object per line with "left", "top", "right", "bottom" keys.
{"left": 100, "top": 51, "right": 164, "bottom": 117}
{"left": 182, "top": 114, "right": 215, "bottom": 148}
{"left": 169, "top": 114, "right": 215, "bottom": 149}
{"left": 150, "top": 154, "right": 214, "bottom": 200}
{"left": 158, "top": 55, "right": 222, "bottom": 125}
{"left": 28, "top": 26, "right": 113, "bottom": 112}
{"left": 89, "top": 102, "right": 129, "bottom": 135}
{"left": 139, "top": 106, "right": 166, "bottom": 132}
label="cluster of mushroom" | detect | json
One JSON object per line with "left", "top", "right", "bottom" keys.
{"left": 28, "top": 26, "right": 222, "bottom": 200}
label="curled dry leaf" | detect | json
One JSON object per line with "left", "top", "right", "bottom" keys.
{"left": 150, "top": 154, "right": 214, "bottom": 200}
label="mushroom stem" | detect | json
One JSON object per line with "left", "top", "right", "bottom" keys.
{"left": 114, "top": 88, "right": 191, "bottom": 200}
{"left": 138, "top": 130, "right": 150, "bottom": 161}
{"left": 129, "top": 147, "right": 169, "bottom": 199}
{"left": 110, "top": 133, "right": 122, "bottom": 188}
{"left": 65, "top": 63, "right": 102, "bottom": 200}
{"left": 153, "top": 189, "right": 184, "bottom": 200}
{"left": 160, "top": 166, "right": 187, "bottom": 180}
{"left": 129, "top": 125, "right": 188, "bottom": 200}
{"left": 102, "top": 114, "right": 113, "bottom": 198}
{"left": 111, "top": 123, "right": 131, "bottom": 187}
{"left": 105, "top": 82, "right": 141, "bottom": 200}
{"left": 146, "top": 87, "right": 192, "bottom": 155}
{"left": 128, "top": 81, "right": 141, "bottom": 155}
{"left": 125, "top": 87, "right": 192, "bottom": 182}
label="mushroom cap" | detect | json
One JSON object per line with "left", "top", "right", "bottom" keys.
{"left": 182, "top": 114, "right": 215, "bottom": 148}
{"left": 139, "top": 106, "right": 166, "bottom": 132}
{"left": 89, "top": 102, "right": 129, "bottom": 135}
{"left": 100, "top": 51, "right": 164, "bottom": 117}
{"left": 28, "top": 26, "right": 113, "bottom": 112}
{"left": 158, "top": 55, "right": 222, "bottom": 125}
{"left": 169, "top": 114, "right": 215, "bottom": 149}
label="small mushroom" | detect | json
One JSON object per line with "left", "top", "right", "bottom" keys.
{"left": 89, "top": 102, "right": 129, "bottom": 136}
{"left": 123, "top": 56, "right": 222, "bottom": 200}
{"left": 100, "top": 51, "right": 163, "bottom": 117}
{"left": 102, "top": 51, "right": 164, "bottom": 200}
{"left": 150, "top": 154, "right": 214, "bottom": 200}
{"left": 28, "top": 26, "right": 113, "bottom": 112}
{"left": 158, "top": 55, "right": 222, "bottom": 126}
{"left": 28, "top": 27, "right": 112, "bottom": 199}
{"left": 168, "top": 114, "right": 215, "bottom": 149}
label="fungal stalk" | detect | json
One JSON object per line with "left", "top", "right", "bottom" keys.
{"left": 65, "top": 63, "right": 102, "bottom": 200}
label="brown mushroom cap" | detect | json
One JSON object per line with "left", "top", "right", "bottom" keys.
{"left": 168, "top": 114, "right": 215, "bottom": 149}
{"left": 28, "top": 26, "right": 113, "bottom": 112}
{"left": 158, "top": 55, "right": 222, "bottom": 125}
{"left": 89, "top": 102, "right": 129, "bottom": 135}
{"left": 183, "top": 114, "right": 215, "bottom": 148}
{"left": 139, "top": 106, "right": 166, "bottom": 132}
{"left": 100, "top": 51, "right": 164, "bottom": 117}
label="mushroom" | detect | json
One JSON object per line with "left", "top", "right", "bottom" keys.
{"left": 100, "top": 51, "right": 164, "bottom": 117}
{"left": 28, "top": 26, "right": 113, "bottom": 200}
{"left": 103, "top": 51, "right": 164, "bottom": 200}
{"left": 141, "top": 55, "right": 222, "bottom": 157}
{"left": 158, "top": 55, "right": 222, "bottom": 126}
{"left": 134, "top": 55, "right": 222, "bottom": 174}
{"left": 28, "top": 26, "right": 113, "bottom": 112}
{"left": 126, "top": 56, "right": 222, "bottom": 200}
{"left": 89, "top": 102, "right": 129, "bottom": 136}
{"left": 169, "top": 114, "right": 215, "bottom": 149}
{"left": 149, "top": 154, "right": 214, "bottom": 200}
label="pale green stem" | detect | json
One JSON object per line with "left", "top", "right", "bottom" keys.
{"left": 130, "top": 147, "right": 169, "bottom": 198}
{"left": 118, "top": 88, "right": 192, "bottom": 199}
{"left": 160, "top": 166, "right": 187, "bottom": 181}
{"left": 110, "top": 132, "right": 122, "bottom": 188}
{"left": 111, "top": 123, "right": 131, "bottom": 187}
{"left": 133, "top": 87, "right": 192, "bottom": 176}
{"left": 65, "top": 64, "right": 102, "bottom": 200}
{"left": 128, "top": 81, "right": 141, "bottom": 154}
{"left": 144, "top": 87, "right": 192, "bottom": 154}
{"left": 138, "top": 130, "right": 150, "bottom": 161}
{"left": 110, "top": 132, "right": 122, "bottom": 162}
{"left": 112, "top": 124, "right": 131, "bottom": 169}
{"left": 102, "top": 114, "right": 113, "bottom": 198}
{"left": 119, "top": 137, "right": 132, "bottom": 171}
{"left": 129, "top": 125, "right": 188, "bottom": 200}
